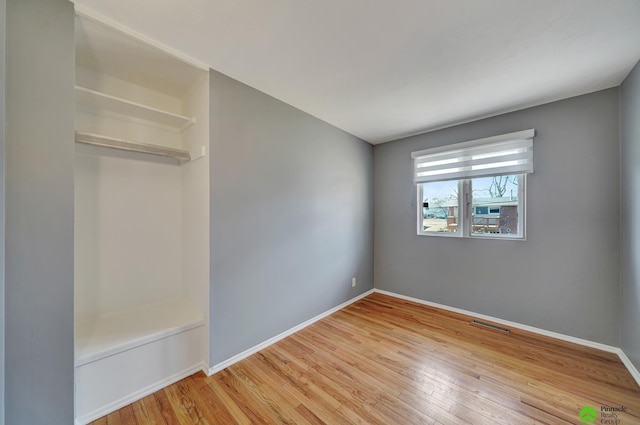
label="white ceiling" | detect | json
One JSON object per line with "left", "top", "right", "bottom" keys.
{"left": 70, "top": 0, "right": 640, "bottom": 144}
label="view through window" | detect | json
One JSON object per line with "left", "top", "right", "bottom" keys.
{"left": 420, "top": 180, "right": 460, "bottom": 234}
{"left": 418, "top": 174, "right": 524, "bottom": 238}
{"left": 470, "top": 175, "right": 521, "bottom": 236}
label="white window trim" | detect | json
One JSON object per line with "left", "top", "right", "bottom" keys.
{"left": 417, "top": 175, "right": 526, "bottom": 240}
{"left": 416, "top": 180, "right": 464, "bottom": 238}
{"left": 467, "top": 174, "right": 526, "bottom": 240}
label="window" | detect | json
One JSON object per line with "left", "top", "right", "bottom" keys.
{"left": 412, "top": 129, "right": 534, "bottom": 239}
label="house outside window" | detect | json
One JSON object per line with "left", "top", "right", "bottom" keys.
{"left": 412, "top": 129, "right": 534, "bottom": 240}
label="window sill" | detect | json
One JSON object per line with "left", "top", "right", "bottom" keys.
{"left": 417, "top": 232, "right": 526, "bottom": 241}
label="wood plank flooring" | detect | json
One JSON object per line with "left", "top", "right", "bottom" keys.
{"left": 90, "top": 293, "right": 640, "bottom": 424}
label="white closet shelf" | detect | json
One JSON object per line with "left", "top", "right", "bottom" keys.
{"left": 75, "top": 86, "right": 195, "bottom": 130}
{"left": 75, "top": 299, "right": 204, "bottom": 367}
{"left": 75, "top": 132, "right": 191, "bottom": 161}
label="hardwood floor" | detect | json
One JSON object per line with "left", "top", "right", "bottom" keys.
{"left": 90, "top": 293, "right": 640, "bottom": 424}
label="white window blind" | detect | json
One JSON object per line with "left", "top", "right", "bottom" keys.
{"left": 411, "top": 129, "right": 535, "bottom": 183}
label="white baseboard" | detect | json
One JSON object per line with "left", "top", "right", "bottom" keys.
{"left": 374, "top": 289, "right": 619, "bottom": 352}
{"left": 616, "top": 348, "right": 640, "bottom": 388}
{"left": 76, "top": 362, "right": 209, "bottom": 424}
{"left": 208, "top": 289, "right": 375, "bottom": 376}
{"left": 374, "top": 289, "right": 640, "bottom": 388}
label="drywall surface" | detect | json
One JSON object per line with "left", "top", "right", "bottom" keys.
{"left": 182, "top": 73, "right": 211, "bottom": 363}
{"left": 75, "top": 150, "right": 184, "bottom": 320}
{"left": 209, "top": 70, "right": 373, "bottom": 365}
{"left": 0, "top": 0, "right": 5, "bottom": 422}
{"left": 621, "top": 59, "right": 640, "bottom": 369}
{"left": 374, "top": 88, "right": 621, "bottom": 345}
{"left": 5, "top": 0, "right": 75, "bottom": 423}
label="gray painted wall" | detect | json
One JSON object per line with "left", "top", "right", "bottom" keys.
{"left": 374, "top": 89, "right": 621, "bottom": 345}
{"left": 0, "top": 0, "right": 5, "bottom": 421}
{"left": 5, "top": 0, "right": 75, "bottom": 424}
{"left": 621, "top": 60, "right": 640, "bottom": 369}
{"left": 209, "top": 70, "right": 373, "bottom": 365}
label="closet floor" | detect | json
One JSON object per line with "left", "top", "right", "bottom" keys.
{"left": 76, "top": 299, "right": 203, "bottom": 366}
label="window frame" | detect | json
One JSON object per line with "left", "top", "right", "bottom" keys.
{"left": 417, "top": 174, "right": 526, "bottom": 240}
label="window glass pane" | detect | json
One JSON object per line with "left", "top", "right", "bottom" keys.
{"left": 420, "top": 181, "right": 459, "bottom": 234}
{"left": 471, "top": 175, "right": 520, "bottom": 236}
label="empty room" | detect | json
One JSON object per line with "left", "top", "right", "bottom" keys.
{"left": 2, "top": 0, "right": 640, "bottom": 424}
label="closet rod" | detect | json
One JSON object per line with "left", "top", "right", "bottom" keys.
{"left": 75, "top": 132, "right": 191, "bottom": 161}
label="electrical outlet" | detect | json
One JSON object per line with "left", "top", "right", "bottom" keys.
{"left": 351, "top": 277, "right": 356, "bottom": 287}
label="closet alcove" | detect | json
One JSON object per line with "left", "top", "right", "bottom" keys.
{"left": 73, "top": 13, "right": 210, "bottom": 423}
